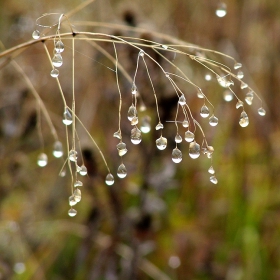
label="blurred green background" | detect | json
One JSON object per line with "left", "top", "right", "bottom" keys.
{"left": 0, "top": 0, "right": 280, "bottom": 279}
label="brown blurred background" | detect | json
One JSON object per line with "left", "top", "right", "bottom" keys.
{"left": 0, "top": 0, "right": 280, "bottom": 279}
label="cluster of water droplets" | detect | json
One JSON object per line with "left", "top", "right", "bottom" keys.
{"left": 50, "top": 39, "right": 64, "bottom": 78}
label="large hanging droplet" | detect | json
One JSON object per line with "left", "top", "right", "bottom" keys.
{"left": 127, "top": 104, "right": 137, "bottom": 121}
{"left": 258, "top": 107, "right": 266, "bottom": 116}
{"left": 210, "top": 176, "right": 218, "bottom": 184}
{"left": 131, "top": 127, "right": 142, "bottom": 144}
{"left": 117, "top": 142, "right": 128, "bottom": 156}
{"left": 55, "top": 40, "right": 64, "bottom": 53}
{"left": 234, "top": 62, "right": 242, "bottom": 70}
{"left": 237, "top": 71, "right": 244, "bottom": 79}
{"left": 205, "top": 146, "right": 214, "bottom": 158}
{"left": 50, "top": 68, "right": 59, "bottom": 78}
{"left": 37, "top": 153, "right": 48, "bottom": 167}
{"left": 239, "top": 111, "right": 249, "bottom": 127}
{"left": 175, "top": 134, "right": 182, "bottom": 143}
{"left": 73, "top": 189, "right": 81, "bottom": 202}
{"left": 131, "top": 83, "right": 137, "bottom": 95}
{"left": 197, "top": 91, "right": 204, "bottom": 99}
{"left": 200, "top": 105, "right": 210, "bottom": 118}
{"left": 217, "top": 76, "right": 233, "bottom": 88}
{"left": 68, "top": 208, "right": 77, "bottom": 217}
{"left": 245, "top": 91, "right": 254, "bottom": 105}
{"left": 53, "top": 141, "right": 63, "bottom": 158}
{"left": 62, "top": 108, "right": 72, "bottom": 125}
{"left": 79, "top": 165, "right": 87, "bottom": 176}
{"left": 155, "top": 122, "right": 164, "bottom": 130}
{"left": 178, "top": 95, "right": 186, "bottom": 106}
{"left": 117, "top": 163, "right": 127, "bottom": 178}
{"left": 241, "top": 82, "right": 248, "bottom": 89}
{"left": 113, "top": 130, "right": 121, "bottom": 139}
{"left": 156, "top": 136, "right": 167, "bottom": 150}
{"left": 189, "top": 141, "right": 200, "bottom": 159}
{"left": 182, "top": 118, "right": 189, "bottom": 128}
{"left": 74, "top": 181, "right": 83, "bottom": 188}
{"left": 236, "top": 100, "right": 243, "bottom": 109}
{"left": 185, "top": 130, "right": 194, "bottom": 142}
{"left": 140, "top": 116, "right": 151, "bottom": 133}
{"left": 69, "top": 195, "right": 77, "bottom": 206}
{"left": 172, "top": 148, "right": 182, "bottom": 163}
{"left": 105, "top": 173, "right": 114, "bottom": 185}
{"left": 208, "top": 166, "right": 215, "bottom": 174}
{"left": 216, "top": 2, "right": 227, "bottom": 17}
{"left": 52, "top": 54, "right": 63, "bottom": 68}
{"left": 223, "top": 90, "right": 233, "bottom": 102}
{"left": 32, "top": 30, "right": 40, "bottom": 39}
{"left": 209, "top": 115, "right": 218, "bottom": 126}
{"left": 69, "top": 149, "right": 77, "bottom": 162}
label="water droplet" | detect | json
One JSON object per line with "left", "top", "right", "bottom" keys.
{"left": 37, "top": 153, "right": 48, "bottom": 167}
{"left": 236, "top": 100, "right": 243, "bottom": 109}
{"left": 178, "top": 95, "right": 186, "bottom": 106}
{"left": 210, "top": 176, "right": 218, "bottom": 184}
{"left": 182, "top": 118, "right": 189, "bottom": 128}
{"left": 113, "top": 130, "right": 121, "bottom": 139}
{"left": 185, "top": 130, "right": 194, "bottom": 142}
{"left": 68, "top": 208, "right": 77, "bottom": 217}
{"left": 155, "top": 122, "right": 164, "bottom": 130}
{"left": 140, "top": 116, "right": 151, "bottom": 133}
{"left": 131, "top": 127, "right": 142, "bottom": 144}
{"left": 127, "top": 104, "right": 137, "bottom": 121}
{"left": 175, "top": 134, "right": 182, "bottom": 143}
{"left": 205, "top": 146, "right": 214, "bottom": 158}
{"left": 245, "top": 91, "right": 254, "bottom": 105}
{"left": 234, "top": 62, "right": 242, "bottom": 70}
{"left": 162, "top": 45, "right": 168, "bottom": 49}
{"left": 172, "top": 148, "right": 182, "bottom": 163}
{"left": 209, "top": 115, "right": 218, "bottom": 126}
{"left": 105, "top": 173, "right": 114, "bottom": 185}
{"left": 223, "top": 90, "right": 233, "bottom": 102}
{"left": 74, "top": 180, "right": 83, "bottom": 188}
{"left": 237, "top": 71, "right": 244, "bottom": 79}
{"left": 189, "top": 141, "right": 200, "bottom": 159}
{"left": 205, "top": 74, "right": 212, "bottom": 81}
{"left": 53, "top": 141, "right": 63, "bottom": 158}
{"left": 69, "top": 149, "right": 77, "bottom": 162}
{"left": 73, "top": 188, "right": 81, "bottom": 202}
{"left": 156, "top": 136, "right": 167, "bottom": 150}
{"left": 32, "top": 30, "right": 40, "bottom": 39}
{"left": 52, "top": 54, "right": 63, "bottom": 68}
{"left": 131, "top": 83, "right": 137, "bottom": 95}
{"left": 117, "top": 142, "right": 128, "bottom": 156}
{"left": 216, "top": 2, "right": 227, "bottom": 17}
{"left": 217, "top": 76, "right": 233, "bottom": 88}
{"left": 139, "top": 50, "right": 145, "bottom": 57}
{"left": 14, "top": 262, "right": 26, "bottom": 274}
{"left": 69, "top": 195, "right": 77, "bottom": 206}
{"left": 131, "top": 116, "right": 139, "bottom": 125}
{"left": 241, "top": 82, "right": 248, "bottom": 89}
{"left": 239, "top": 111, "right": 249, "bottom": 127}
{"left": 50, "top": 68, "right": 59, "bottom": 78}
{"left": 117, "top": 163, "right": 127, "bottom": 178}
{"left": 79, "top": 165, "right": 87, "bottom": 176}
{"left": 55, "top": 40, "right": 64, "bottom": 53}
{"left": 62, "top": 108, "right": 72, "bottom": 125}
{"left": 208, "top": 166, "right": 215, "bottom": 174}
{"left": 197, "top": 90, "right": 204, "bottom": 98}
{"left": 60, "top": 169, "right": 66, "bottom": 177}
{"left": 200, "top": 105, "right": 210, "bottom": 118}
{"left": 258, "top": 107, "right": 266, "bottom": 116}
